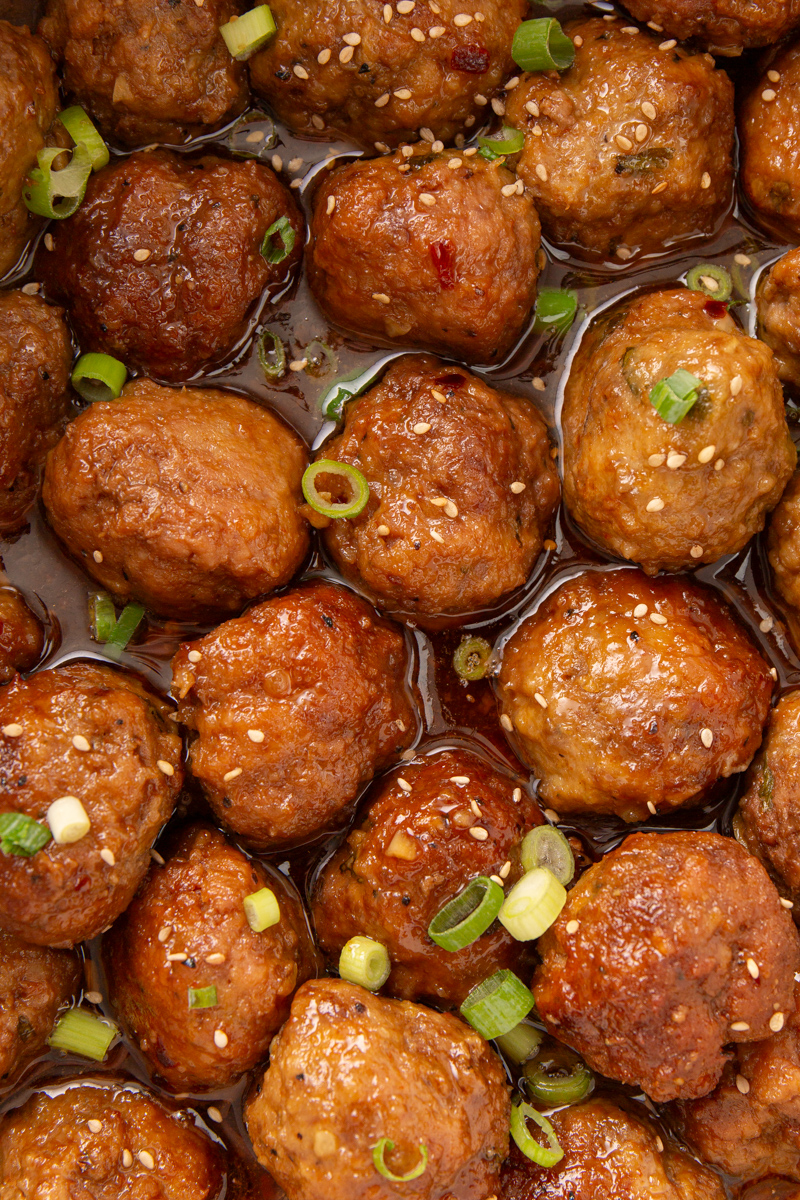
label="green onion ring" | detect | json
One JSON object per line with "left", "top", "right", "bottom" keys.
{"left": 649, "top": 369, "right": 704, "bottom": 425}
{"left": 305, "top": 339, "right": 337, "bottom": 378}
{"left": 0, "top": 812, "right": 51, "bottom": 857}
{"left": 524, "top": 1053, "right": 595, "bottom": 1106}
{"left": 71, "top": 353, "right": 127, "bottom": 404}
{"left": 510, "top": 1100, "right": 564, "bottom": 1168}
{"left": 478, "top": 125, "right": 524, "bottom": 160}
{"left": 258, "top": 329, "right": 286, "bottom": 379}
{"left": 460, "top": 969, "right": 536, "bottom": 1040}
{"left": 520, "top": 826, "right": 575, "bottom": 886}
{"left": 48, "top": 1009, "right": 118, "bottom": 1062}
{"left": 89, "top": 592, "right": 117, "bottom": 643}
{"left": 243, "top": 886, "right": 281, "bottom": 932}
{"left": 428, "top": 876, "right": 504, "bottom": 952}
{"left": 372, "top": 1139, "right": 429, "bottom": 1182}
{"left": 453, "top": 636, "right": 492, "bottom": 681}
{"left": 261, "top": 214, "right": 296, "bottom": 264}
{"left": 686, "top": 264, "right": 732, "bottom": 303}
{"left": 23, "top": 142, "right": 93, "bottom": 220}
{"left": 319, "top": 361, "right": 386, "bottom": 420}
{"left": 302, "top": 460, "right": 369, "bottom": 519}
{"left": 495, "top": 1021, "right": 543, "bottom": 1065}
{"left": 512, "top": 18, "right": 575, "bottom": 72}
{"left": 533, "top": 288, "right": 578, "bottom": 335}
{"left": 105, "top": 603, "right": 145, "bottom": 658}
{"left": 339, "top": 936, "right": 391, "bottom": 991}
{"left": 90, "top": 593, "right": 145, "bottom": 658}
{"left": 188, "top": 986, "right": 218, "bottom": 1009}
{"left": 220, "top": 4, "right": 277, "bottom": 60}
{"left": 227, "top": 109, "right": 277, "bottom": 159}
{"left": 498, "top": 868, "right": 567, "bottom": 942}
{"left": 58, "top": 106, "right": 109, "bottom": 171}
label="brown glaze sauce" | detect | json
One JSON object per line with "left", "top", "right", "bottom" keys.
{"left": 1, "top": 0, "right": 799, "bottom": 1194}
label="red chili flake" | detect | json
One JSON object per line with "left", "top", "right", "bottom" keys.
{"left": 704, "top": 299, "right": 728, "bottom": 318}
{"left": 434, "top": 373, "right": 466, "bottom": 389}
{"left": 74, "top": 874, "right": 91, "bottom": 891}
{"left": 451, "top": 44, "right": 490, "bottom": 74}
{"left": 430, "top": 240, "right": 456, "bottom": 290}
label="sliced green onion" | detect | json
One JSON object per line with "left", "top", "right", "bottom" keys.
{"left": 261, "top": 215, "right": 295, "bottom": 264}
{"left": 498, "top": 868, "right": 566, "bottom": 942}
{"left": 90, "top": 592, "right": 116, "bottom": 642}
{"left": 428, "top": 876, "right": 504, "bottom": 952}
{"left": 512, "top": 18, "right": 575, "bottom": 72}
{"left": 302, "top": 460, "right": 369, "bottom": 519}
{"left": 453, "top": 636, "right": 492, "bottom": 681}
{"left": 58, "top": 106, "right": 109, "bottom": 171}
{"left": 71, "top": 353, "right": 127, "bottom": 404}
{"left": 188, "top": 986, "right": 218, "bottom": 1009}
{"left": 686, "top": 264, "right": 732, "bottom": 303}
{"left": 510, "top": 1100, "right": 564, "bottom": 1169}
{"left": 23, "top": 142, "right": 93, "bottom": 219}
{"left": 258, "top": 329, "right": 286, "bottom": 379}
{"left": 339, "top": 936, "right": 391, "bottom": 991}
{"left": 520, "top": 826, "right": 574, "bottom": 887}
{"left": 305, "top": 340, "right": 337, "bottom": 378}
{"left": 533, "top": 288, "right": 578, "bottom": 335}
{"left": 227, "top": 109, "right": 277, "bottom": 160}
{"left": 0, "top": 812, "right": 51, "bottom": 857}
{"left": 319, "top": 361, "right": 386, "bottom": 420}
{"left": 105, "top": 603, "right": 145, "bottom": 659}
{"left": 220, "top": 4, "right": 276, "bottom": 60}
{"left": 495, "top": 1021, "right": 543, "bottom": 1065}
{"left": 46, "top": 796, "right": 90, "bottom": 845}
{"left": 48, "top": 1009, "right": 118, "bottom": 1061}
{"left": 372, "top": 1139, "right": 428, "bottom": 1182}
{"left": 649, "top": 369, "right": 704, "bottom": 425}
{"left": 460, "top": 969, "right": 535, "bottom": 1040}
{"left": 243, "top": 887, "right": 281, "bottom": 932}
{"left": 478, "top": 125, "right": 524, "bottom": 161}
{"left": 90, "top": 593, "right": 145, "bottom": 659}
{"left": 524, "top": 1048, "right": 594, "bottom": 1106}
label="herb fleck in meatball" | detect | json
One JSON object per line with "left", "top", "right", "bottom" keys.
{"left": 741, "top": 39, "right": 800, "bottom": 240}
{"left": 757, "top": 248, "right": 800, "bottom": 385}
{"left": 619, "top": 0, "right": 800, "bottom": 54}
{"left": 0, "top": 587, "right": 43, "bottom": 682}
{"left": 0, "top": 929, "right": 81, "bottom": 1082}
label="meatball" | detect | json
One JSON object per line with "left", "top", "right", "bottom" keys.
{"left": 43, "top": 380, "right": 310, "bottom": 622}
{"left": 768, "top": 471, "right": 800, "bottom": 621}
{"left": 312, "top": 749, "right": 541, "bottom": 1005}
{"left": 0, "top": 930, "right": 81, "bottom": 1082}
{"left": 533, "top": 830, "right": 800, "bottom": 1103}
{"left": 618, "top": 0, "right": 800, "bottom": 54}
{"left": 0, "top": 291, "right": 71, "bottom": 534}
{"left": 37, "top": 150, "right": 303, "bottom": 382}
{"left": 501, "top": 1097, "right": 725, "bottom": 1200}
{"left": 38, "top": 0, "right": 247, "bottom": 146}
{"left": 307, "top": 146, "right": 541, "bottom": 365}
{"left": 0, "top": 1082, "right": 226, "bottom": 1196}
{"left": 497, "top": 570, "right": 772, "bottom": 822}
{"left": 0, "top": 661, "right": 182, "bottom": 948}
{"left": 757, "top": 249, "right": 800, "bottom": 385}
{"left": 505, "top": 19, "right": 733, "bottom": 261}
{"left": 244, "top": 978, "right": 509, "bottom": 1200}
{"left": 249, "top": 0, "right": 527, "bottom": 151}
{"left": 0, "top": 587, "right": 43, "bottom": 682}
{"left": 562, "top": 289, "right": 794, "bottom": 572}
{"left": 741, "top": 40, "right": 800, "bottom": 240}
{"left": 318, "top": 355, "right": 559, "bottom": 618}
{"left": 104, "top": 823, "right": 317, "bottom": 1092}
{"left": 172, "top": 581, "right": 414, "bottom": 847}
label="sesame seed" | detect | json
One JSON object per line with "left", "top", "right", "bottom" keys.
{"left": 383, "top": 3, "right": 392, "bottom": 20}
{"left": 651, "top": 181, "right": 667, "bottom": 195}
{"left": 44, "top": 232, "right": 54, "bottom": 251}
{"left": 535, "top": 164, "right": 548, "bottom": 182}
{"left": 429, "top": 25, "right": 446, "bottom": 38}
{"left": 290, "top": 178, "right": 302, "bottom": 189}
{"left": 714, "top": 459, "right": 725, "bottom": 471}
{"left": 401, "top": 749, "right": 415, "bottom": 761}
{"left": 490, "top": 874, "right": 504, "bottom": 886}
{"left": 470, "top": 799, "right": 482, "bottom": 817}
{"left": 21, "top": 281, "right": 39, "bottom": 295}
{"left": 343, "top": 31, "right": 361, "bottom": 44}
{"left": 469, "top": 826, "right": 489, "bottom": 841}
{"left": 746, "top": 958, "right": 760, "bottom": 979}
{"left": 501, "top": 182, "right": 517, "bottom": 197}
{"left": 734, "top": 253, "right": 751, "bottom": 265}
{"left": 318, "top": 48, "right": 332, "bottom": 64}
{"left": 690, "top": 545, "right": 704, "bottom": 559}
{"left": 410, "top": 27, "right": 425, "bottom": 41}
{"left": 444, "top": 500, "right": 458, "bottom": 518}
{"left": 70, "top": 734, "right": 91, "bottom": 753}
{"left": 223, "top": 767, "right": 242, "bottom": 782}
{"left": 730, "top": 1021, "right": 750, "bottom": 1032}
{"left": 620, "top": 25, "right": 639, "bottom": 33}
{"left": 700, "top": 728, "right": 714, "bottom": 748}
{"left": 375, "top": 93, "right": 390, "bottom": 108}
{"left": 659, "top": 38, "right": 677, "bottom": 49}
{"left": 573, "top": 34, "right": 583, "bottom": 46}
{"left": 615, "top": 134, "right": 633, "bottom": 151}
{"left": 648, "top": 453, "right": 666, "bottom": 467}
{"left": 397, "top": 0, "right": 414, "bottom": 10}
{"left": 454, "top": 12, "right": 472, "bottom": 25}
{"left": 289, "top": 358, "right": 308, "bottom": 372}
{"left": 500, "top": 714, "right": 513, "bottom": 731}
{"left": 85, "top": 990, "right": 103, "bottom": 1004}
{"left": 646, "top": 21, "right": 663, "bottom": 31}
{"left": 151, "top": 849, "right": 165, "bottom": 865}
{"left": 271, "top": 154, "right": 283, "bottom": 172}
{"left": 641, "top": 101, "right": 657, "bottom": 120}
{"left": 698, "top": 444, "right": 716, "bottom": 463}
{"left": 760, "top": 617, "right": 774, "bottom": 633}
{"left": 157, "top": 760, "right": 174, "bottom": 776}
{"left": 206, "top": 952, "right": 225, "bottom": 964}
{"left": 510, "top": 481, "right": 526, "bottom": 494}
{"left": 401, "top": 144, "right": 414, "bottom": 157}
{"left": 398, "top": 777, "right": 412, "bottom": 792}
{"left": 736, "top": 1075, "right": 750, "bottom": 1095}
{"left": 491, "top": 98, "right": 506, "bottom": 116}
{"left": 655, "top": 1136, "right": 664, "bottom": 1153}
{"left": 500, "top": 859, "right": 512, "bottom": 878}
{"left": 566, "top": 919, "right": 579, "bottom": 934}
{"left": 768, "top": 69, "right": 781, "bottom": 82}
{"left": 418, "top": 192, "right": 435, "bottom": 206}
{"left": 544, "top": 808, "right": 560, "bottom": 823}
{"left": 377, "top": 524, "right": 390, "bottom": 537}
{"left": 312, "top": 115, "right": 326, "bottom": 130}
{"left": 647, "top": 801, "right": 657, "bottom": 815}
{"left": 207, "top": 1106, "right": 223, "bottom": 1123}
{"left": 781, "top": 897, "right": 794, "bottom": 909}
{"left": 187, "top": 649, "right": 202, "bottom": 663}
{"left": 432, "top": 497, "right": 447, "bottom": 507}
{"left": 475, "top": 93, "right": 487, "bottom": 106}
{"left": 394, "top": 88, "right": 412, "bottom": 100}
{"left": 293, "top": 63, "right": 309, "bottom": 78}
{"left": 701, "top": 172, "right": 711, "bottom": 189}
{"left": 770, "top": 1012, "right": 785, "bottom": 1032}
{"left": 616, "top": 246, "right": 633, "bottom": 259}
{"left": 339, "top": 45, "right": 354, "bottom": 63}
{"left": 430, "top": 529, "right": 444, "bottom": 543}
{"left": 139, "top": 1151, "right": 155, "bottom": 1170}
{"left": 245, "top": 130, "right": 265, "bottom": 144}
{"left": 372, "top": 292, "right": 391, "bottom": 305}
{"left": 771, "top": 668, "right": 779, "bottom": 681}
{"left": 505, "top": 76, "right": 520, "bottom": 90}
{"left": 168, "top": 952, "right": 188, "bottom": 962}
{"left": 158, "top": 926, "right": 171, "bottom": 942}
{"left": 525, "top": 100, "right": 540, "bottom": 117}
{"left": 646, "top": 497, "right": 665, "bottom": 512}
{"left": 531, "top": 124, "right": 542, "bottom": 136}
{"left": 450, "top": 776, "right": 471, "bottom": 784}
{"left": 534, "top": 693, "right": 548, "bottom": 709}
{"left": 635, "top": 124, "right": 648, "bottom": 142}
{"left": 1, "top": 724, "right": 22, "bottom": 737}
{"left": 762, "top": 89, "right": 777, "bottom": 102}
{"left": 633, "top": 603, "right": 648, "bottom": 618}
{"left": 88, "top": 1119, "right": 102, "bottom": 1133}
{"left": 447, "top": 157, "right": 462, "bottom": 169}
{"left": 413, "top": 422, "right": 431, "bottom": 434}
{"left": 533, "top": 378, "right": 546, "bottom": 392}
{"left": 100, "top": 849, "right": 116, "bottom": 866}
{"left": 728, "top": 374, "right": 743, "bottom": 396}
{"left": 288, "top": 157, "right": 304, "bottom": 174}
{"left": 666, "top": 453, "right": 686, "bottom": 469}
{"left": 650, "top": 613, "right": 668, "bottom": 626}
{"left": 214, "top": 1029, "right": 229, "bottom": 1048}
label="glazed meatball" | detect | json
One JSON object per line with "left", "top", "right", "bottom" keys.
{"left": 758, "top": 249, "right": 800, "bottom": 385}
{"left": 0, "top": 291, "right": 71, "bottom": 534}
{"left": 244, "top": 978, "right": 509, "bottom": 1200}
{"left": 104, "top": 823, "right": 317, "bottom": 1092}
{"left": 0, "top": 588, "right": 43, "bottom": 682}
{"left": 312, "top": 749, "right": 541, "bottom": 1005}
{"left": 38, "top": 0, "right": 247, "bottom": 146}
{"left": 0, "top": 930, "right": 81, "bottom": 1082}
{"left": 318, "top": 356, "right": 559, "bottom": 617}
{"left": 619, "top": 0, "right": 800, "bottom": 54}
{"left": 38, "top": 150, "right": 303, "bottom": 382}
{"left": 307, "top": 146, "right": 541, "bottom": 365}
{"left": 562, "top": 289, "right": 794, "bottom": 572}
{"left": 249, "top": 0, "right": 526, "bottom": 151}
{"left": 0, "top": 662, "right": 182, "bottom": 948}
{"left": 741, "top": 40, "right": 800, "bottom": 240}
{"left": 768, "top": 471, "right": 800, "bottom": 621}
{"left": 0, "top": 1082, "right": 226, "bottom": 1197}
{"left": 501, "top": 1097, "right": 725, "bottom": 1200}
{"left": 172, "top": 581, "right": 414, "bottom": 847}
{"left": 533, "top": 830, "right": 800, "bottom": 1103}
{"left": 505, "top": 19, "right": 733, "bottom": 261}
{"left": 43, "top": 381, "right": 310, "bottom": 622}
{"left": 497, "top": 570, "right": 772, "bottom": 822}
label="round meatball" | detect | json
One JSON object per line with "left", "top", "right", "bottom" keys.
{"left": 0, "top": 587, "right": 43, "bottom": 682}
{"left": 619, "top": 0, "right": 800, "bottom": 54}
{"left": 741, "top": 40, "right": 800, "bottom": 240}
{"left": 505, "top": 19, "right": 733, "bottom": 261}
{"left": 249, "top": 0, "right": 527, "bottom": 151}
{"left": 501, "top": 1097, "right": 725, "bottom": 1200}
{"left": 104, "top": 823, "right": 317, "bottom": 1092}
{"left": 38, "top": 150, "right": 303, "bottom": 382}
{"left": 0, "top": 1082, "right": 226, "bottom": 1197}
{"left": 0, "top": 661, "right": 182, "bottom": 948}
{"left": 43, "top": 380, "right": 310, "bottom": 622}
{"left": 172, "top": 581, "right": 415, "bottom": 847}
{"left": 244, "top": 978, "right": 509, "bottom": 1200}
{"left": 758, "top": 249, "right": 800, "bottom": 385}
{"left": 38, "top": 0, "right": 247, "bottom": 146}
{"left": 0, "top": 929, "right": 81, "bottom": 1082}
{"left": 497, "top": 570, "right": 772, "bottom": 822}
{"left": 768, "top": 471, "right": 800, "bottom": 621}
{"left": 312, "top": 749, "right": 541, "bottom": 1005}
{"left": 307, "top": 146, "right": 541, "bottom": 365}
{"left": 0, "top": 291, "right": 71, "bottom": 534}
{"left": 533, "top": 830, "right": 800, "bottom": 1103}
{"left": 318, "top": 356, "right": 559, "bottom": 617}
{"left": 562, "top": 289, "right": 794, "bottom": 572}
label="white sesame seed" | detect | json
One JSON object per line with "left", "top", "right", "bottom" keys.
{"left": 372, "top": 292, "right": 391, "bottom": 305}
{"left": 635, "top": 124, "right": 648, "bottom": 142}
{"left": 646, "top": 20, "right": 663, "bottom": 31}
{"left": 1, "top": 724, "right": 22, "bottom": 737}
{"left": 290, "top": 178, "right": 302, "bottom": 189}
{"left": 151, "top": 849, "right": 165, "bottom": 865}
{"left": 666, "top": 453, "right": 686, "bottom": 469}
{"left": 647, "top": 801, "right": 657, "bottom": 815}
{"left": 88, "top": 1119, "right": 102, "bottom": 1133}
{"left": 271, "top": 154, "right": 283, "bottom": 172}
{"left": 648, "top": 453, "right": 666, "bottom": 467}
{"left": 447, "top": 157, "right": 462, "bottom": 169}
{"left": 736, "top": 1075, "right": 751, "bottom": 1095}
{"left": 474, "top": 93, "right": 487, "bottom": 106}
{"left": 534, "top": 693, "right": 548, "bottom": 709}
{"left": 641, "top": 101, "right": 657, "bottom": 120}
{"left": 734, "top": 253, "right": 751, "bottom": 265}
{"left": 490, "top": 874, "right": 504, "bottom": 886}
{"left": 339, "top": 45, "right": 354, "bottom": 63}
{"left": 133, "top": 248, "right": 151, "bottom": 262}
{"left": 312, "top": 115, "right": 326, "bottom": 130}
{"left": 655, "top": 1136, "right": 664, "bottom": 1152}
{"left": 418, "top": 192, "right": 436, "bottom": 206}
{"left": 746, "top": 958, "right": 760, "bottom": 979}
{"left": 394, "top": 88, "right": 412, "bottom": 100}
{"left": 430, "top": 529, "right": 444, "bottom": 543}
{"left": 616, "top": 246, "right": 633, "bottom": 259}
{"left": 343, "top": 31, "right": 361, "bottom": 44}
{"left": 770, "top": 1012, "right": 785, "bottom": 1032}
{"left": 413, "top": 422, "right": 431, "bottom": 434}
{"left": 139, "top": 1151, "right": 155, "bottom": 1170}
{"left": 510, "top": 481, "right": 526, "bottom": 494}
{"left": 157, "top": 760, "right": 174, "bottom": 776}
{"left": 491, "top": 98, "right": 505, "bottom": 116}
{"left": 500, "top": 860, "right": 512, "bottom": 878}
{"left": 700, "top": 728, "right": 714, "bottom": 748}
{"left": 207, "top": 1106, "right": 224, "bottom": 1124}
{"left": 223, "top": 767, "right": 242, "bottom": 782}
{"left": 646, "top": 497, "right": 665, "bottom": 512}
{"left": 760, "top": 617, "right": 774, "bottom": 633}
{"left": 187, "top": 650, "right": 202, "bottom": 663}
{"left": 318, "top": 47, "right": 332, "bottom": 63}
{"left": 158, "top": 926, "right": 171, "bottom": 942}
{"left": 762, "top": 89, "right": 777, "bottom": 102}
{"left": 168, "top": 952, "right": 188, "bottom": 962}
{"left": 535, "top": 164, "right": 548, "bottom": 182}
{"left": 397, "top": 0, "right": 415, "bottom": 10}
{"left": 566, "top": 919, "right": 579, "bottom": 934}
{"left": 470, "top": 798, "right": 482, "bottom": 817}
{"left": 690, "top": 545, "right": 704, "bottom": 559}
{"left": 410, "top": 27, "right": 425, "bottom": 41}
{"left": 533, "top": 378, "right": 546, "bottom": 392}
{"left": 525, "top": 100, "right": 539, "bottom": 117}
{"left": 501, "top": 182, "right": 517, "bottom": 197}
{"left": 293, "top": 63, "right": 309, "bottom": 78}
{"left": 650, "top": 613, "right": 668, "bottom": 626}
{"left": 500, "top": 714, "right": 513, "bottom": 731}
{"left": 771, "top": 668, "right": 778, "bottom": 681}
{"left": 505, "top": 76, "right": 520, "bottom": 90}
{"left": 122, "top": 1149, "right": 133, "bottom": 1168}
{"left": 633, "top": 603, "right": 648, "bottom": 618}
{"left": 450, "top": 776, "right": 471, "bottom": 785}
{"left": 71, "top": 734, "right": 91, "bottom": 752}
{"left": 374, "top": 93, "right": 391, "bottom": 108}
{"left": 44, "top": 232, "right": 54, "bottom": 251}
{"left": 620, "top": 25, "right": 639, "bottom": 33}
{"left": 698, "top": 444, "right": 716, "bottom": 463}
{"left": 701, "top": 172, "right": 711, "bottom": 189}
{"left": 442, "top": 500, "right": 457, "bottom": 518}
{"left": 206, "top": 952, "right": 225, "bottom": 964}
{"left": 730, "top": 1021, "right": 750, "bottom": 1032}
{"left": 659, "top": 38, "right": 677, "bottom": 49}
{"left": 100, "top": 848, "right": 116, "bottom": 866}
{"left": 377, "top": 524, "right": 390, "bottom": 537}
{"left": 85, "top": 990, "right": 103, "bottom": 1004}
{"left": 729, "top": 374, "right": 743, "bottom": 396}
{"left": 326, "top": 195, "right": 337, "bottom": 217}
{"left": 454, "top": 12, "right": 473, "bottom": 25}
{"left": 715, "top": 458, "right": 725, "bottom": 471}
{"left": 214, "top": 1029, "right": 229, "bottom": 1048}
{"left": 383, "top": 2, "right": 392, "bottom": 19}
{"left": 651, "top": 181, "right": 667, "bottom": 195}
{"left": 397, "top": 777, "right": 412, "bottom": 792}
{"left": 615, "top": 134, "right": 633, "bottom": 151}
{"left": 768, "top": 69, "right": 781, "bottom": 82}
{"left": 781, "top": 898, "right": 794, "bottom": 909}
{"left": 469, "top": 826, "right": 489, "bottom": 841}
{"left": 573, "top": 34, "right": 583, "bottom": 46}
{"left": 21, "top": 282, "right": 39, "bottom": 295}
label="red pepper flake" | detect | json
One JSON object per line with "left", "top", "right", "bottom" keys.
{"left": 430, "top": 240, "right": 456, "bottom": 290}
{"left": 451, "top": 44, "right": 490, "bottom": 74}
{"left": 434, "top": 373, "right": 466, "bottom": 389}
{"left": 704, "top": 299, "right": 728, "bottom": 318}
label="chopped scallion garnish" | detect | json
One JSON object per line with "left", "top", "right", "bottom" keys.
{"left": 89, "top": 593, "right": 145, "bottom": 659}
{"left": 338, "top": 936, "right": 390, "bottom": 991}
{"left": 243, "top": 887, "right": 281, "bottom": 932}
{"left": 46, "top": 795, "right": 91, "bottom": 845}
{"left": 189, "top": 986, "right": 219, "bottom": 1009}
{"left": 453, "top": 636, "right": 492, "bottom": 681}
{"left": 495, "top": 1021, "right": 543, "bottom": 1065}
{"left": 220, "top": 4, "right": 276, "bottom": 60}
{"left": 428, "top": 876, "right": 504, "bottom": 952}
{"left": 524, "top": 1051, "right": 594, "bottom": 1105}
{"left": 48, "top": 1008, "right": 118, "bottom": 1061}
{"left": 0, "top": 812, "right": 51, "bottom": 857}
{"left": 227, "top": 109, "right": 277, "bottom": 159}
{"left": 649, "top": 369, "right": 704, "bottom": 425}
{"left": 71, "top": 353, "right": 127, "bottom": 404}
{"left": 460, "top": 969, "right": 535, "bottom": 1040}
{"left": 686, "top": 264, "right": 732, "bottom": 303}
{"left": 258, "top": 329, "right": 286, "bottom": 379}
{"left": 498, "top": 868, "right": 566, "bottom": 942}
{"left": 261, "top": 215, "right": 295, "bottom": 264}
{"left": 533, "top": 288, "right": 578, "bottom": 335}
{"left": 520, "top": 826, "right": 574, "bottom": 886}
{"left": 58, "top": 106, "right": 109, "bottom": 171}
{"left": 302, "top": 460, "right": 369, "bottom": 519}
{"left": 23, "top": 142, "right": 93, "bottom": 220}
{"left": 319, "top": 361, "right": 387, "bottom": 420}
{"left": 305, "top": 339, "right": 337, "bottom": 378}
{"left": 477, "top": 126, "right": 524, "bottom": 160}
{"left": 512, "top": 18, "right": 575, "bottom": 72}
{"left": 509, "top": 1100, "right": 564, "bottom": 1168}
{"left": 372, "top": 1138, "right": 429, "bottom": 1182}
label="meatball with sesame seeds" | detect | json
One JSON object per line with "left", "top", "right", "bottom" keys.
{"left": 533, "top": 830, "right": 800, "bottom": 1103}
{"left": 619, "top": 0, "right": 800, "bottom": 54}
{"left": 497, "top": 570, "right": 773, "bottom": 822}
{"left": 768, "top": 471, "right": 800, "bottom": 625}
{"left": 307, "top": 147, "right": 542, "bottom": 365}
{"left": 741, "top": 40, "right": 800, "bottom": 240}
{"left": 0, "top": 588, "right": 44, "bottom": 682}
{"left": 248, "top": 0, "right": 527, "bottom": 151}
{"left": 0, "top": 930, "right": 81, "bottom": 1083}
{"left": 757, "top": 248, "right": 800, "bottom": 384}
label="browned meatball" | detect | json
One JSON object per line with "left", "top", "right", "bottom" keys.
{"left": 533, "top": 831, "right": 800, "bottom": 1103}
{"left": 505, "top": 19, "right": 733, "bottom": 261}
{"left": 0, "top": 929, "right": 81, "bottom": 1082}
{"left": 244, "top": 978, "right": 509, "bottom": 1200}
{"left": 769, "top": 471, "right": 800, "bottom": 621}
{"left": 249, "top": 0, "right": 526, "bottom": 151}
{"left": 0, "top": 1082, "right": 227, "bottom": 1197}
{"left": 39, "top": 0, "right": 247, "bottom": 146}
{"left": 43, "top": 381, "right": 310, "bottom": 622}
{"left": 37, "top": 150, "right": 303, "bottom": 382}
{"left": 318, "top": 356, "right": 559, "bottom": 618}
{"left": 0, "top": 587, "right": 43, "bottom": 682}
{"left": 501, "top": 1097, "right": 725, "bottom": 1200}
{"left": 307, "top": 146, "right": 541, "bottom": 365}
{"left": 312, "top": 749, "right": 541, "bottom": 1005}
{"left": 172, "top": 581, "right": 414, "bottom": 847}
{"left": 619, "top": 0, "right": 800, "bottom": 54}
{"left": 104, "top": 823, "right": 317, "bottom": 1092}
{"left": 0, "top": 291, "right": 71, "bottom": 534}
{"left": 741, "top": 40, "right": 800, "bottom": 240}
{"left": 497, "top": 570, "right": 772, "bottom": 823}
{"left": 562, "top": 289, "right": 794, "bottom": 572}
{"left": 758, "top": 249, "right": 800, "bottom": 385}
{"left": 0, "top": 662, "right": 182, "bottom": 948}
